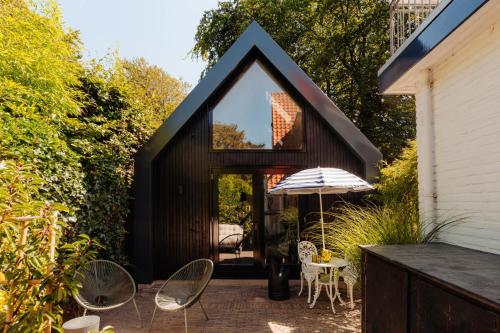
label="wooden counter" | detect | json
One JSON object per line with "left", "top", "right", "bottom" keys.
{"left": 361, "top": 243, "right": 500, "bottom": 332}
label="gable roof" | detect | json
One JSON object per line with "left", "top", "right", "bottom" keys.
{"left": 137, "top": 21, "right": 381, "bottom": 179}
{"left": 132, "top": 22, "right": 381, "bottom": 282}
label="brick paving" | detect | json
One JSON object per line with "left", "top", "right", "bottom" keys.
{"left": 98, "top": 279, "right": 361, "bottom": 333}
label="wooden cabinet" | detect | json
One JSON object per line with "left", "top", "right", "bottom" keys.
{"left": 361, "top": 244, "right": 500, "bottom": 333}
{"left": 362, "top": 254, "right": 408, "bottom": 332}
{"left": 409, "top": 277, "right": 497, "bottom": 332}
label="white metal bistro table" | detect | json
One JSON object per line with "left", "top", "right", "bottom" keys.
{"left": 308, "top": 257, "right": 349, "bottom": 313}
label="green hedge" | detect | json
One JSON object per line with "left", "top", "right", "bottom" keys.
{"left": 0, "top": 1, "right": 188, "bottom": 262}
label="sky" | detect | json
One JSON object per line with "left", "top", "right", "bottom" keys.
{"left": 58, "top": 0, "right": 220, "bottom": 89}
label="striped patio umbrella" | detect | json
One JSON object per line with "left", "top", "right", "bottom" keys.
{"left": 268, "top": 167, "right": 373, "bottom": 249}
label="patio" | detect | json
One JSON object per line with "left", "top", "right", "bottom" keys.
{"left": 99, "top": 279, "right": 361, "bottom": 333}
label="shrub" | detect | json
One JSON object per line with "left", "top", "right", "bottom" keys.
{"left": 302, "top": 204, "right": 462, "bottom": 271}
{"left": 302, "top": 141, "right": 464, "bottom": 270}
{"left": 1, "top": 1, "right": 188, "bottom": 263}
{"left": 68, "top": 59, "right": 188, "bottom": 262}
{"left": 374, "top": 140, "right": 418, "bottom": 210}
{"left": 0, "top": 160, "right": 97, "bottom": 331}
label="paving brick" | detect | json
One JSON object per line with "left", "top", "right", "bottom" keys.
{"left": 97, "top": 279, "right": 360, "bottom": 332}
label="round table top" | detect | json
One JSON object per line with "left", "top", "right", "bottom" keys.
{"left": 308, "top": 257, "right": 349, "bottom": 268}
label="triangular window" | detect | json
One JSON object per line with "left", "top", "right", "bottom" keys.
{"left": 212, "top": 60, "right": 303, "bottom": 150}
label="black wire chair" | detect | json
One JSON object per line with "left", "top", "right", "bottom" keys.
{"left": 218, "top": 233, "right": 244, "bottom": 257}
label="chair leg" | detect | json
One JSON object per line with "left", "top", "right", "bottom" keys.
{"left": 199, "top": 300, "right": 209, "bottom": 321}
{"left": 329, "top": 281, "right": 336, "bottom": 314}
{"left": 334, "top": 272, "right": 345, "bottom": 305}
{"left": 149, "top": 305, "right": 157, "bottom": 332}
{"left": 83, "top": 308, "right": 87, "bottom": 316}
{"left": 348, "top": 283, "right": 354, "bottom": 309}
{"left": 325, "top": 282, "right": 332, "bottom": 298}
{"left": 309, "top": 283, "right": 321, "bottom": 309}
{"left": 132, "top": 298, "right": 142, "bottom": 328}
{"left": 298, "top": 272, "right": 304, "bottom": 296}
{"left": 307, "top": 279, "right": 311, "bottom": 303}
{"left": 184, "top": 308, "right": 188, "bottom": 333}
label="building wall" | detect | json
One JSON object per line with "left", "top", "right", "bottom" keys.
{"left": 428, "top": 15, "right": 500, "bottom": 254}
{"left": 152, "top": 103, "right": 365, "bottom": 278}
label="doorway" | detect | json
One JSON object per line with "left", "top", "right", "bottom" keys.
{"left": 212, "top": 172, "right": 264, "bottom": 277}
{"left": 211, "top": 169, "right": 301, "bottom": 278}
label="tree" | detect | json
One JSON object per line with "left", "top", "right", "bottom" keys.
{"left": 212, "top": 123, "right": 265, "bottom": 149}
{"left": 218, "top": 174, "right": 252, "bottom": 226}
{"left": 0, "top": 0, "right": 86, "bottom": 216}
{"left": 193, "top": 0, "right": 415, "bottom": 160}
{"left": 0, "top": 0, "right": 189, "bottom": 263}
{"left": 69, "top": 57, "right": 189, "bottom": 262}
{"left": 122, "top": 57, "right": 189, "bottom": 136}
{"left": 0, "top": 3, "right": 189, "bottom": 326}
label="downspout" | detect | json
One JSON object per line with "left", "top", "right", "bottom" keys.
{"left": 415, "top": 69, "right": 437, "bottom": 228}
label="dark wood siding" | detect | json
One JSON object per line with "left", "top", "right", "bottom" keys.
{"left": 152, "top": 105, "right": 364, "bottom": 278}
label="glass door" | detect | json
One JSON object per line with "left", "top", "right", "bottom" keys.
{"left": 216, "top": 173, "right": 256, "bottom": 267}
{"left": 211, "top": 169, "right": 300, "bottom": 278}
{"left": 212, "top": 171, "right": 267, "bottom": 278}
{"left": 263, "top": 173, "right": 299, "bottom": 265}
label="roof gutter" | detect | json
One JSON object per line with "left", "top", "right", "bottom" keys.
{"left": 378, "top": 0, "right": 488, "bottom": 94}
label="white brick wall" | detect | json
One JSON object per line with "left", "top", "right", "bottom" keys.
{"left": 431, "top": 17, "right": 500, "bottom": 254}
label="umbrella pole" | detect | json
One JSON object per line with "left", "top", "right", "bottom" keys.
{"left": 297, "top": 214, "right": 300, "bottom": 243}
{"left": 319, "top": 190, "right": 326, "bottom": 250}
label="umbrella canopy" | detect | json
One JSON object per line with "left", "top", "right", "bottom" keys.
{"left": 268, "top": 167, "right": 373, "bottom": 249}
{"left": 269, "top": 167, "right": 373, "bottom": 195}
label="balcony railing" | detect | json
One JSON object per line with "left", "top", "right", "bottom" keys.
{"left": 390, "top": 0, "right": 442, "bottom": 54}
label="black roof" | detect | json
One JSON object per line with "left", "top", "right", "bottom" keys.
{"left": 137, "top": 21, "right": 381, "bottom": 178}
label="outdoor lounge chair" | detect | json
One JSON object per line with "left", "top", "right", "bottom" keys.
{"left": 74, "top": 260, "right": 142, "bottom": 327}
{"left": 218, "top": 223, "right": 246, "bottom": 258}
{"left": 149, "top": 258, "right": 214, "bottom": 333}
{"left": 218, "top": 233, "right": 244, "bottom": 257}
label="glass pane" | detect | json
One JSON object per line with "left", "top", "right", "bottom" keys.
{"left": 217, "top": 174, "right": 255, "bottom": 266}
{"left": 212, "top": 60, "right": 303, "bottom": 150}
{"left": 264, "top": 174, "right": 299, "bottom": 264}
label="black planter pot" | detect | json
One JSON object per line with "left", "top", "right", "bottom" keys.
{"left": 267, "top": 256, "right": 290, "bottom": 300}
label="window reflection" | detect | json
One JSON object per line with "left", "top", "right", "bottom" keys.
{"left": 212, "top": 60, "right": 303, "bottom": 150}
{"left": 217, "top": 174, "right": 255, "bottom": 266}
{"left": 264, "top": 174, "right": 299, "bottom": 264}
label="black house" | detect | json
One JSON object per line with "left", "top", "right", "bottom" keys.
{"left": 132, "top": 22, "right": 381, "bottom": 283}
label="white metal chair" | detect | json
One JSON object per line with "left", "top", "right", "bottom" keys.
{"left": 334, "top": 262, "right": 358, "bottom": 309}
{"left": 74, "top": 260, "right": 142, "bottom": 327}
{"left": 297, "top": 241, "right": 321, "bottom": 303}
{"left": 150, "top": 259, "right": 214, "bottom": 333}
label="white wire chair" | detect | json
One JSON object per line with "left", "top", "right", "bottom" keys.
{"left": 297, "top": 241, "right": 321, "bottom": 303}
{"left": 74, "top": 260, "right": 142, "bottom": 327}
{"left": 150, "top": 259, "right": 214, "bottom": 333}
